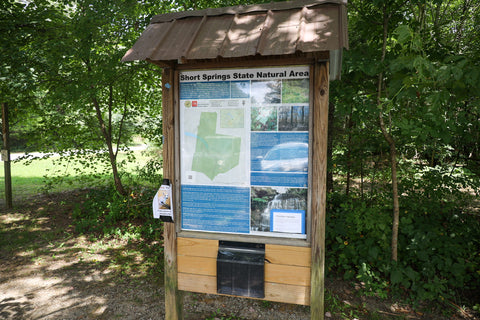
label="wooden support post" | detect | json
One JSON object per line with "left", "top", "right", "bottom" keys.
{"left": 2, "top": 102, "right": 12, "bottom": 209}
{"left": 162, "top": 68, "right": 183, "bottom": 320}
{"left": 310, "top": 61, "right": 329, "bottom": 320}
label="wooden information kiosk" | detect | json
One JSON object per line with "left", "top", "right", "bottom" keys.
{"left": 123, "top": 1, "right": 348, "bottom": 319}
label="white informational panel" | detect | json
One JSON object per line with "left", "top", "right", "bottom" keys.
{"left": 179, "top": 66, "right": 310, "bottom": 239}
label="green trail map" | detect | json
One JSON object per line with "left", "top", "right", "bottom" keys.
{"left": 191, "top": 112, "right": 241, "bottom": 180}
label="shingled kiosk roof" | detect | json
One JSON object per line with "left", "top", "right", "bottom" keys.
{"left": 122, "top": 0, "right": 348, "bottom": 76}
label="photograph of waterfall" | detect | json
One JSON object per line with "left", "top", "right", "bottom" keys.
{"left": 250, "top": 186, "right": 307, "bottom": 233}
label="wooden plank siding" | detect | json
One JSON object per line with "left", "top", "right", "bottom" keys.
{"left": 177, "top": 238, "right": 311, "bottom": 305}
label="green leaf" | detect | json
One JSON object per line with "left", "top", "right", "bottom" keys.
{"left": 390, "top": 268, "right": 403, "bottom": 285}
{"left": 394, "top": 25, "right": 412, "bottom": 45}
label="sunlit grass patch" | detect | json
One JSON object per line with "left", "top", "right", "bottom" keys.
{"left": 0, "top": 149, "right": 157, "bottom": 201}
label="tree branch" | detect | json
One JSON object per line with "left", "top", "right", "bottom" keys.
{"left": 114, "top": 97, "right": 128, "bottom": 159}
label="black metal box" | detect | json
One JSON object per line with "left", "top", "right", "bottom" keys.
{"left": 217, "top": 241, "right": 265, "bottom": 298}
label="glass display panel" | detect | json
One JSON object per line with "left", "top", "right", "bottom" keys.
{"left": 179, "top": 66, "right": 310, "bottom": 239}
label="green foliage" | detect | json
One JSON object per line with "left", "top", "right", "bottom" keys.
{"left": 324, "top": 290, "right": 367, "bottom": 319}
{"left": 205, "top": 309, "right": 243, "bottom": 320}
{"left": 134, "top": 157, "right": 163, "bottom": 186}
{"left": 326, "top": 164, "right": 480, "bottom": 302}
{"left": 327, "top": 1, "right": 479, "bottom": 308}
{"left": 2, "top": 0, "right": 164, "bottom": 195}
{"left": 72, "top": 184, "right": 162, "bottom": 241}
{"left": 281, "top": 79, "right": 309, "bottom": 103}
{"left": 70, "top": 183, "right": 165, "bottom": 276}
{"left": 326, "top": 192, "right": 392, "bottom": 283}
{"left": 394, "top": 166, "right": 480, "bottom": 301}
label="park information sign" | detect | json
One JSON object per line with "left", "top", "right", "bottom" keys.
{"left": 180, "top": 66, "right": 310, "bottom": 239}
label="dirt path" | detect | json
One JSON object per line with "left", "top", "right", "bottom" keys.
{"left": 0, "top": 198, "right": 163, "bottom": 319}
{"left": 0, "top": 193, "right": 475, "bottom": 319}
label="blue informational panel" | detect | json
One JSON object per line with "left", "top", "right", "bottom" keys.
{"left": 180, "top": 81, "right": 231, "bottom": 100}
{"left": 181, "top": 185, "right": 250, "bottom": 233}
{"left": 179, "top": 66, "right": 310, "bottom": 239}
{"left": 250, "top": 132, "right": 309, "bottom": 187}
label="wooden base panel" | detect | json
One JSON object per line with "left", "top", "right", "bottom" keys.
{"left": 178, "top": 273, "right": 310, "bottom": 305}
{"left": 177, "top": 238, "right": 311, "bottom": 305}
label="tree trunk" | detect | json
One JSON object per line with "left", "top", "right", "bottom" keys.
{"left": 378, "top": 4, "right": 400, "bottom": 262}
{"left": 379, "top": 113, "right": 400, "bottom": 261}
{"left": 92, "top": 97, "right": 127, "bottom": 196}
{"left": 2, "top": 102, "right": 13, "bottom": 209}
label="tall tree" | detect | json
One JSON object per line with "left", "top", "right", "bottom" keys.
{"left": 376, "top": 3, "right": 400, "bottom": 261}
{"left": 0, "top": 0, "right": 60, "bottom": 147}
{"left": 4, "top": 0, "right": 164, "bottom": 195}
{"left": 42, "top": 0, "right": 160, "bottom": 195}
{"left": 334, "top": 0, "right": 480, "bottom": 262}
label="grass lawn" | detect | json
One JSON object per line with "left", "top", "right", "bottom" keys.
{"left": 0, "top": 149, "right": 158, "bottom": 202}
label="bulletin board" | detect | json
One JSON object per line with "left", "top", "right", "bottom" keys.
{"left": 179, "top": 65, "right": 311, "bottom": 239}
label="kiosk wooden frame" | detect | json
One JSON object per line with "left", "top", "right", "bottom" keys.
{"left": 123, "top": 1, "right": 348, "bottom": 319}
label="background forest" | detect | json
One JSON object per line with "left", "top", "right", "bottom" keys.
{"left": 1, "top": 0, "right": 479, "bottom": 315}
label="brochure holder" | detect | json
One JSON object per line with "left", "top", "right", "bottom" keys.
{"left": 152, "top": 179, "right": 174, "bottom": 223}
{"left": 217, "top": 241, "right": 265, "bottom": 298}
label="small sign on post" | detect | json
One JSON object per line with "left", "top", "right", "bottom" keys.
{"left": 1, "top": 149, "right": 8, "bottom": 162}
{"left": 153, "top": 179, "right": 173, "bottom": 222}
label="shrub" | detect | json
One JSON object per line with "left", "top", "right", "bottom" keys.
{"left": 326, "top": 172, "right": 480, "bottom": 303}
{"left": 72, "top": 185, "right": 163, "bottom": 240}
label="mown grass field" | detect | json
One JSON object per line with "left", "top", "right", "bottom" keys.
{"left": 0, "top": 149, "right": 154, "bottom": 202}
